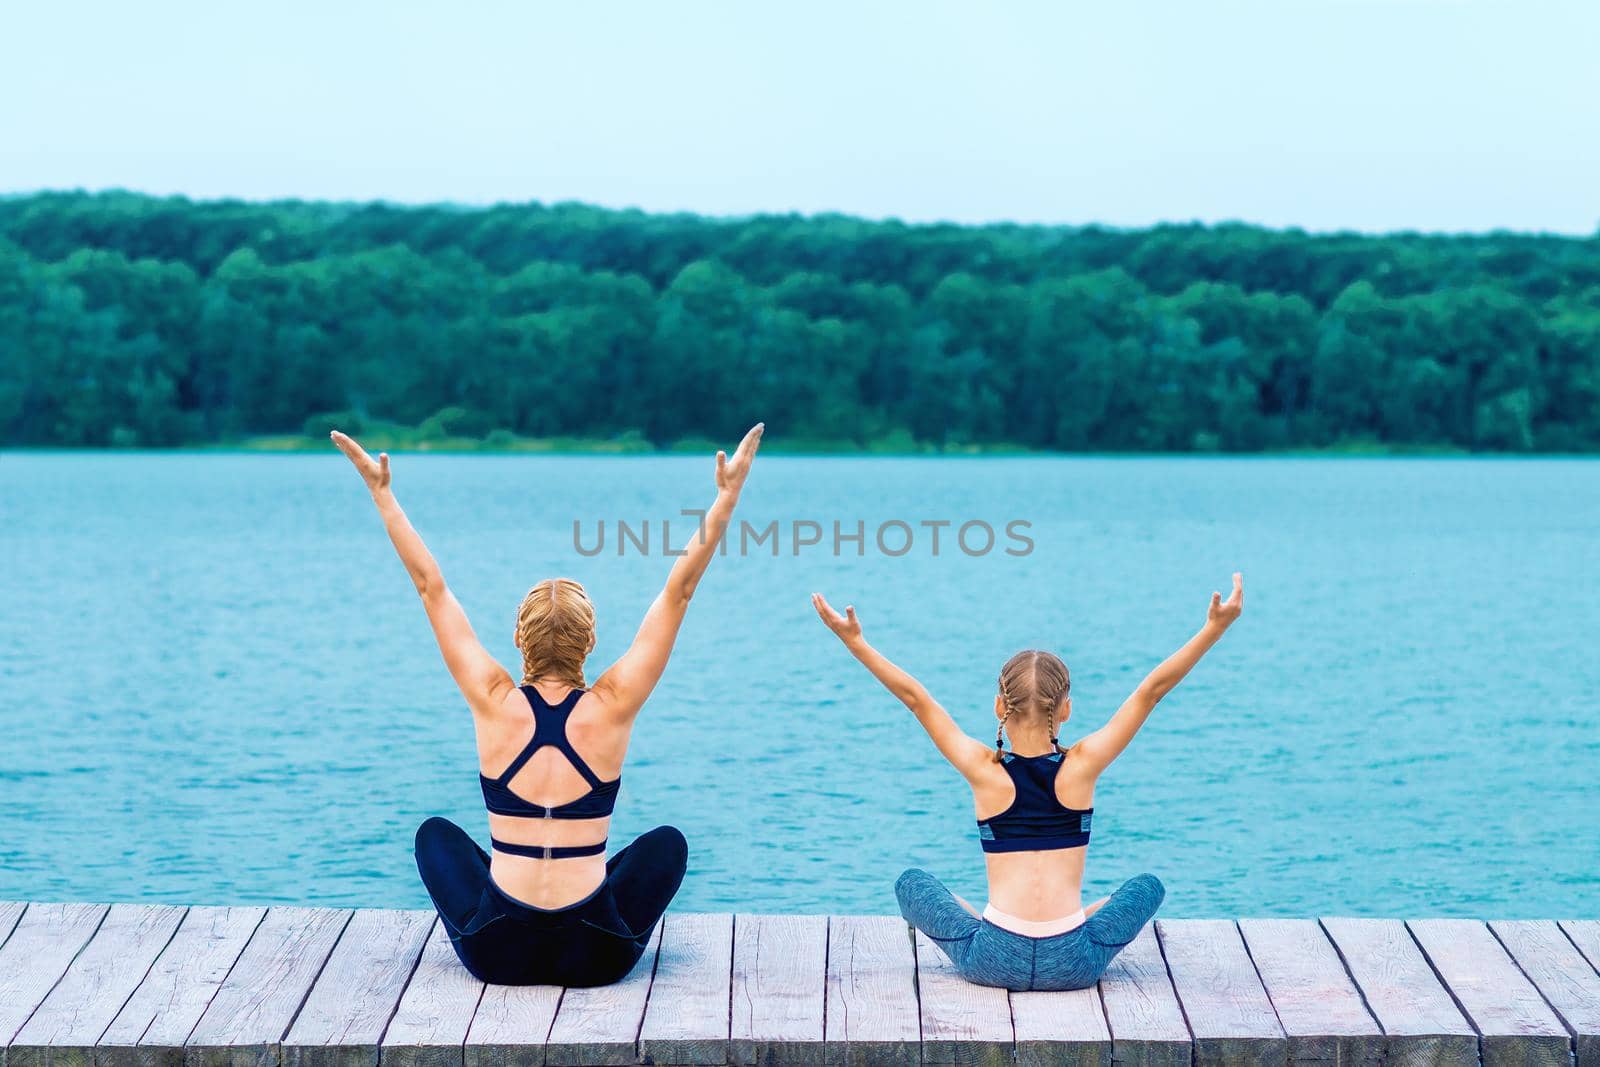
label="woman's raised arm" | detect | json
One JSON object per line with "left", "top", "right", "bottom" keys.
{"left": 812, "top": 594, "right": 992, "bottom": 781}
{"left": 1074, "top": 572, "right": 1244, "bottom": 774}
{"left": 591, "top": 423, "right": 764, "bottom": 718}
{"left": 331, "top": 431, "right": 514, "bottom": 713}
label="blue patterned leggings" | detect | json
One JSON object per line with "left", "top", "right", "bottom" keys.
{"left": 896, "top": 868, "right": 1165, "bottom": 991}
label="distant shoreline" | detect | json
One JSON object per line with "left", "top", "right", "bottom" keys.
{"left": 10, "top": 435, "right": 1596, "bottom": 458}
{"left": 7, "top": 191, "right": 1600, "bottom": 458}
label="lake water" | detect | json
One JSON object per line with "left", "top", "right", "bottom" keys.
{"left": 2, "top": 453, "right": 1597, "bottom": 917}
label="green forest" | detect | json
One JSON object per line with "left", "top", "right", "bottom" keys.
{"left": 3, "top": 190, "right": 1598, "bottom": 452}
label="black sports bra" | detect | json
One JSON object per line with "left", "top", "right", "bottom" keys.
{"left": 976, "top": 751, "right": 1093, "bottom": 854}
{"left": 479, "top": 686, "right": 620, "bottom": 859}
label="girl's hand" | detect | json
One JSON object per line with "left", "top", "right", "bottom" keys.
{"left": 715, "top": 423, "right": 764, "bottom": 497}
{"left": 330, "top": 431, "right": 391, "bottom": 494}
{"left": 1207, "top": 572, "right": 1244, "bottom": 629}
{"left": 811, "top": 593, "right": 863, "bottom": 646}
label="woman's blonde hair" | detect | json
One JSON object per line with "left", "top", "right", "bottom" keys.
{"left": 995, "top": 649, "right": 1071, "bottom": 761}
{"left": 514, "top": 578, "right": 596, "bottom": 690}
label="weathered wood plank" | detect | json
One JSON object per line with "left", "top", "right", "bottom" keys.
{"left": 729, "top": 914, "right": 827, "bottom": 1067}
{"left": 99, "top": 907, "right": 268, "bottom": 1067}
{"left": 912, "top": 930, "right": 1011, "bottom": 1067}
{"left": 282, "top": 909, "right": 433, "bottom": 1067}
{"left": 1010, "top": 981, "right": 1109, "bottom": 1067}
{"left": 1157, "top": 919, "right": 1285, "bottom": 1067}
{"left": 8, "top": 904, "right": 186, "bottom": 1067}
{"left": 1238, "top": 918, "right": 1382, "bottom": 1067}
{"left": 1408, "top": 919, "right": 1570, "bottom": 1067}
{"left": 543, "top": 925, "right": 661, "bottom": 1067}
{"left": 1562, "top": 921, "right": 1600, "bottom": 974}
{"left": 1492, "top": 920, "right": 1600, "bottom": 1067}
{"left": 0, "top": 903, "right": 26, "bottom": 949}
{"left": 638, "top": 913, "right": 733, "bottom": 1066}
{"left": 185, "top": 907, "right": 351, "bottom": 1067}
{"left": 822, "top": 916, "right": 919, "bottom": 1067}
{"left": 1097, "top": 925, "right": 1190, "bottom": 1067}
{"left": 1320, "top": 918, "right": 1477, "bottom": 1066}
{"left": 380, "top": 920, "right": 484, "bottom": 1067}
{"left": 462, "top": 981, "right": 561, "bottom": 1067}
{"left": 0, "top": 903, "right": 110, "bottom": 1048}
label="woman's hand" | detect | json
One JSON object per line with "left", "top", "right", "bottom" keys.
{"left": 812, "top": 593, "right": 863, "bottom": 647}
{"left": 715, "top": 423, "right": 764, "bottom": 497}
{"left": 1207, "top": 572, "right": 1244, "bottom": 629}
{"left": 330, "top": 431, "right": 391, "bottom": 495}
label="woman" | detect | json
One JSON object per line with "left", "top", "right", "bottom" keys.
{"left": 332, "top": 423, "right": 763, "bottom": 986}
{"left": 811, "top": 573, "right": 1243, "bottom": 991}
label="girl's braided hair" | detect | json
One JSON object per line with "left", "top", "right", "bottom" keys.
{"left": 994, "top": 649, "right": 1071, "bottom": 761}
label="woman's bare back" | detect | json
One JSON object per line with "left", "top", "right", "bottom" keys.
{"left": 476, "top": 682, "right": 632, "bottom": 907}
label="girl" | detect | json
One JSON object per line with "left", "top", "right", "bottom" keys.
{"left": 811, "top": 573, "right": 1243, "bottom": 991}
{"left": 332, "top": 423, "right": 762, "bottom": 986}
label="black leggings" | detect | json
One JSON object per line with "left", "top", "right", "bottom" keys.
{"left": 413, "top": 816, "right": 687, "bottom": 986}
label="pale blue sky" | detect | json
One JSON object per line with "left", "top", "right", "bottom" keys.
{"left": 4, "top": 0, "right": 1597, "bottom": 233}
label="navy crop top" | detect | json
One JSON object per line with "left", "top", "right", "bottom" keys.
{"left": 976, "top": 751, "right": 1093, "bottom": 854}
{"left": 479, "top": 686, "right": 620, "bottom": 859}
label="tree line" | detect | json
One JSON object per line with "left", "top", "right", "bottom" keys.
{"left": 2, "top": 190, "right": 1598, "bottom": 451}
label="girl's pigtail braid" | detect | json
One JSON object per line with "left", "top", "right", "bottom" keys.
{"left": 1047, "top": 703, "right": 1071, "bottom": 756}
{"left": 996, "top": 675, "right": 1016, "bottom": 762}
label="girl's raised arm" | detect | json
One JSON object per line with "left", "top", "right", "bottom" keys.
{"left": 1075, "top": 572, "right": 1243, "bottom": 773}
{"left": 591, "top": 423, "right": 764, "bottom": 719}
{"left": 331, "top": 431, "right": 515, "bottom": 713}
{"left": 812, "top": 594, "right": 992, "bottom": 781}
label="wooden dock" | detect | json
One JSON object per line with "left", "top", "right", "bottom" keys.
{"left": 2, "top": 902, "right": 1598, "bottom": 1067}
